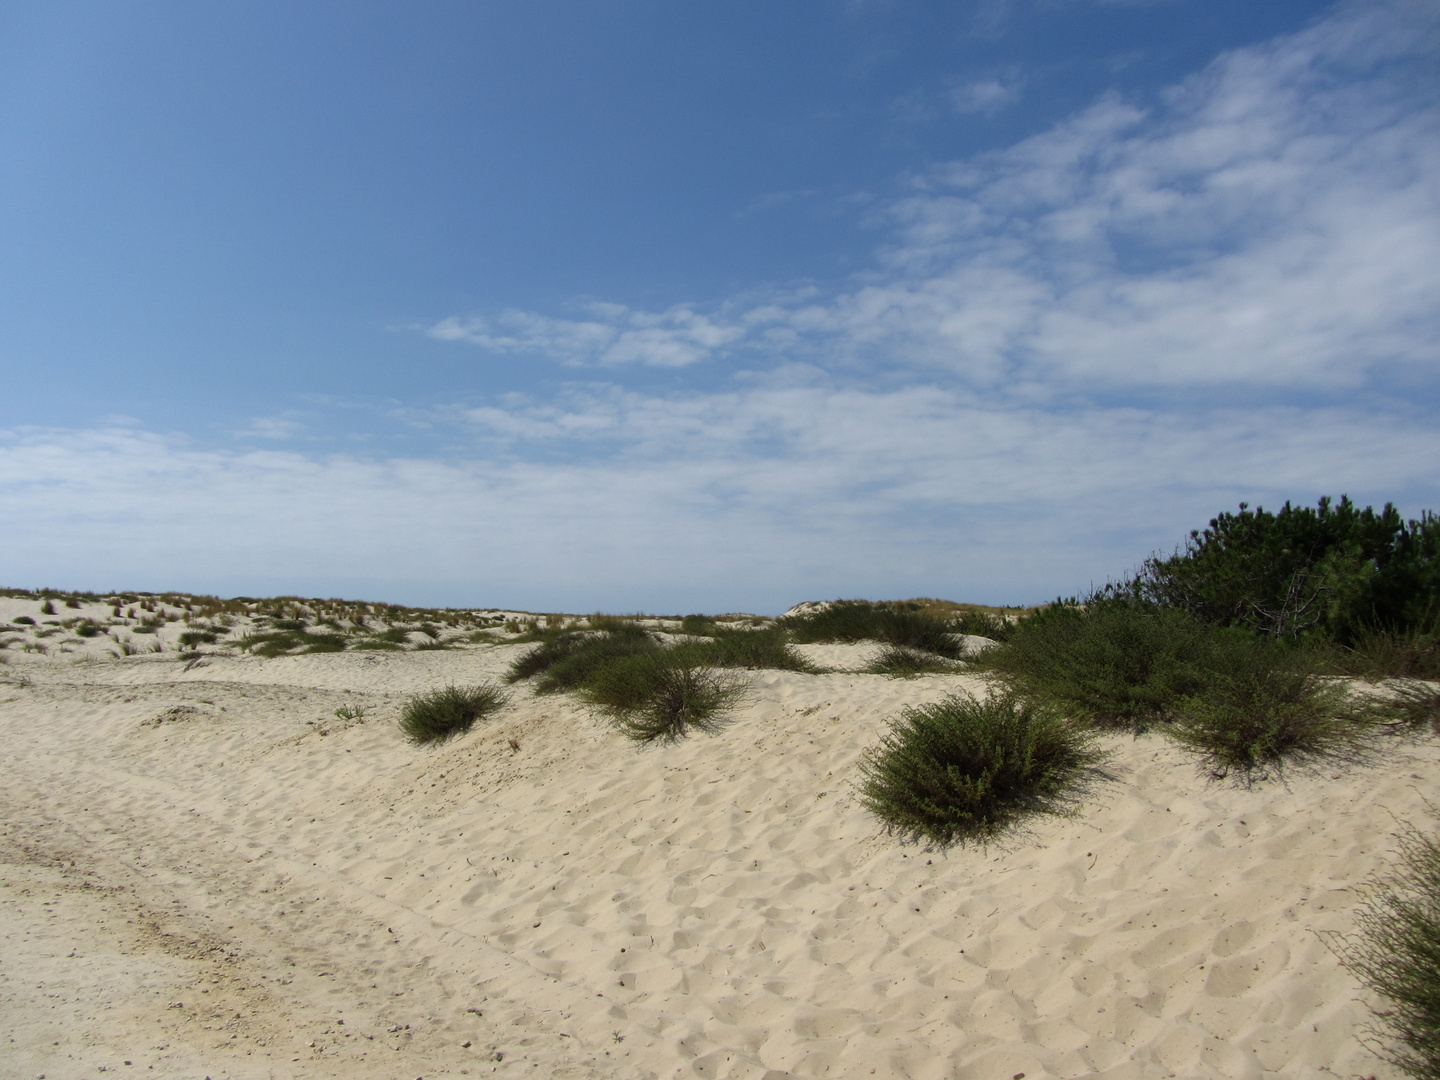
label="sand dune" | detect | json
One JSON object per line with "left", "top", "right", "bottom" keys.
{"left": 1, "top": 619, "right": 1433, "bottom": 1079}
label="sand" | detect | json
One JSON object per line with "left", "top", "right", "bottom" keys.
{"left": 1, "top": 600, "right": 1435, "bottom": 1079}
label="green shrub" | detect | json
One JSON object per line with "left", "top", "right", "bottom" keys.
{"left": 1167, "top": 641, "right": 1378, "bottom": 782}
{"left": 377, "top": 626, "right": 413, "bottom": 643}
{"left": 1331, "top": 632, "right": 1440, "bottom": 681}
{"left": 782, "top": 600, "right": 962, "bottom": 658}
{"left": 14, "top": 616, "right": 34, "bottom": 626}
{"left": 980, "top": 600, "right": 1213, "bottom": 729}
{"left": 272, "top": 618, "right": 308, "bottom": 631}
{"left": 859, "top": 692, "right": 1104, "bottom": 846}
{"left": 680, "top": 614, "right": 718, "bottom": 636}
{"left": 1384, "top": 681, "right": 1440, "bottom": 738}
{"left": 75, "top": 622, "right": 103, "bottom": 638}
{"left": 866, "top": 644, "right": 958, "bottom": 677}
{"left": 177, "top": 629, "right": 218, "bottom": 648}
{"left": 681, "top": 627, "right": 815, "bottom": 672}
{"left": 399, "top": 683, "right": 508, "bottom": 745}
{"left": 1140, "top": 497, "right": 1440, "bottom": 644}
{"left": 1335, "top": 823, "right": 1440, "bottom": 1080}
{"left": 505, "top": 624, "right": 658, "bottom": 689}
{"left": 954, "top": 609, "right": 1014, "bottom": 642}
{"left": 299, "top": 633, "right": 347, "bottom": 654}
{"left": 584, "top": 652, "right": 750, "bottom": 743}
{"left": 40, "top": 601, "right": 55, "bottom": 615}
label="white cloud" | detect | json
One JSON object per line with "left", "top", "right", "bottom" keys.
{"left": 432, "top": 2, "right": 1439, "bottom": 395}
{"left": 950, "top": 77, "right": 1021, "bottom": 114}
{"left": 4, "top": 386, "right": 1437, "bottom": 611}
{"left": 429, "top": 304, "right": 744, "bottom": 367}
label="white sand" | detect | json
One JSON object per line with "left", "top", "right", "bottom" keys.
{"left": 1, "top": 601, "right": 1434, "bottom": 1079}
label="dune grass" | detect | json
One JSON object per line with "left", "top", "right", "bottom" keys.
{"left": 583, "top": 651, "right": 751, "bottom": 742}
{"left": 399, "top": 683, "right": 508, "bottom": 744}
{"left": 506, "top": 623, "right": 659, "bottom": 691}
{"left": 782, "top": 600, "right": 963, "bottom": 658}
{"left": 1335, "top": 822, "right": 1440, "bottom": 1080}
{"left": 866, "top": 644, "right": 958, "bottom": 677}
{"left": 859, "top": 692, "right": 1104, "bottom": 846}
{"left": 678, "top": 627, "right": 815, "bottom": 672}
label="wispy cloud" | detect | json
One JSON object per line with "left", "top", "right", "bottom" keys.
{"left": 433, "top": 2, "right": 1439, "bottom": 397}
{"left": 949, "top": 76, "right": 1022, "bottom": 114}
{"left": 429, "top": 304, "right": 744, "bottom": 367}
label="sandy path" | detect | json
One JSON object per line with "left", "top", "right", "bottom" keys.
{"left": 1, "top": 644, "right": 1434, "bottom": 1079}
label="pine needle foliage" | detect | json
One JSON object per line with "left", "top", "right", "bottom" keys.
{"left": 399, "top": 683, "right": 508, "bottom": 745}
{"left": 1335, "top": 823, "right": 1440, "bottom": 1080}
{"left": 859, "top": 693, "right": 1103, "bottom": 846}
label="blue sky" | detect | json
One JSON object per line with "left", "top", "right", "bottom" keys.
{"left": 2, "top": 0, "right": 1437, "bottom": 612}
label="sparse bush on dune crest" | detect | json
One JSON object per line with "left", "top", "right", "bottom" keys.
{"left": 866, "top": 644, "right": 957, "bottom": 678}
{"left": 859, "top": 692, "right": 1104, "bottom": 846}
{"left": 781, "top": 600, "right": 963, "bottom": 659}
{"left": 1333, "top": 821, "right": 1440, "bottom": 1080}
{"left": 399, "top": 683, "right": 507, "bottom": 745}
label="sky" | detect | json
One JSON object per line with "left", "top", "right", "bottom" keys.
{"left": 1, "top": 0, "right": 1437, "bottom": 613}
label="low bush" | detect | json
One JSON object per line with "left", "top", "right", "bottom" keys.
{"left": 505, "top": 624, "right": 658, "bottom": 691}
{"left": 979, "top": 600, "right": 1214, "bottom": 729}
{"left": 782, "top": 600, "right": 962, "bottom": 658}
{"left": 272, "top": 618, "right": 308, "bottom": 631}
{"left": 177, "top": 629, "right": 218, "bottom": 648}
{"left": 1334, "top": 823, "right": 1440, "bottom": 1080}
{"left": 1331, "top": 632, "right": 1440, "bottom": 681}
{"left": 954, "top": 609, "right": 1014, "bottom": 642}
{"left": 1384, "top": 681, "right": 1440, "bottom": 738}
{"left": 866, "top": 645, "right": 957, "bottom": 677}
{"left": 859, "top": 692, "right": 1104, "bottom": 846}
{"left": 399, "top": 683, "right": 508, "bottom": 744}
{"left": 680, "top": 614, "right": 718, "bottom": 636}
{"left": 681, "top": 627, "right": 814, "bottom": 672}
{"left": 14, "top": 616, "right": 34, "bottom": 626}
{"left": 584, "top": 651, "right": 750, "bottom": 743}
{"left": 75, "top": 622, "right": 103, "bottom": 638}
{"left": 1167, "top": 640, "right": 1379, "bottom": 782}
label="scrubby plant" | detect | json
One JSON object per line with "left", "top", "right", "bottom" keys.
{"left": 1167, "top": 640, "right": 1380, "bottom": 782}
{"left": 680, "top": 614, "right": 718, "bottom": 636}
{"left": 399, "top": 683, "right": 507, "bottom": 744}
{"left": 866, "top": 644, "right": 958, "bottom": 677}
{"left": 859, "top": 692, "right": 1104, "bottom": 846}
{"left": 14, "top": 616, "right": 34, "bottom": 626}
{"left": 1334, "top": 822, "right": 1440, "bottom": 1080}
{"left": 272, "top": 618, "right": 308, "bottom": 631}
{"left": 40, "top": 600, "right": 55, "bottom": 615}
{"left": 979, "top": 599, "right": 1214, "bottom": 729}
{"left": 178, "top": 629, "right": 219, "bottom": 648}
{"left": 584, "top": 651, "right": 750, "bottom": 743}
{"left": 680, "top": 627, "right": 814, "bottom": 672}
{"left": 1383, "top": 681, "right": 1440, "bottom": 738}
{"left": 74, "top": 622, "right": 103, "bottom": 638}
{"left": 782, "top": 600, "right": 963, "bottom": 658}
{"left": 505, "top": 623, "right": 657, "bottom": 688}
{"left": 954, "top": 609, "right": 1014, "bottom": 642}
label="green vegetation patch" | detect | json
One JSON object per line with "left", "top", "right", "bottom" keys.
{"left": 781, "top": 600, "right": 963, "bottom": 658}
{"left": 1335, "top": 823, "right": 1440, "bottom": 1080}
{"left": 866, "top": 644, "right": 958, "bottom": 677}
{"left": 859, "top": 692, "right": 1105, "bottom": 846}
{"left": 584, "top": 651, "right": 751, "bottom": 743}
{"left": 399, "top": 683, "right": 508, "bottom": 745}
{"left": 979, "top": 600, "right": 1214, "bottom": 730}
{"left": 1167, "top": 641, "right": 1380, "bottom": 782}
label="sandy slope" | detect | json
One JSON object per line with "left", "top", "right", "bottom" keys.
{"left": 1, "top": 635, "right": 1434, "bottom": 1080}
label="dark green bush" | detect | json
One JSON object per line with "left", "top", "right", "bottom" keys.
{"left": 272, "top": 618, "right": 308, "bottom": 631}
{"left": 1167, "top": 640, "right": 1378, "bottom": 782}
{"left": 1335, "top": 823, "right": 1440, "bottom": 1080}
{"left": 584, "top": 652, "right": 750, "bottom": 742}
{"left": 866, "top": 644, "right": 957, "bottom": 677}
{"left": 680, "top": 614, "right": 717, "bottom": 635}
{"left": 859, "top": 692, "right": 1104, "bottom": 846}
{"left": 13, "top": 616, "right": 34, "bottom": 626}
{"left": 1384, "top": 681, "right": 1440, "bottom": 738}
{"left": 1140, "top": 497, "right": 1439, "bottom": 644}
{"left": 177, "top": 629, "right": 218, "bottom": 648}
{"left": 299, "top": 632, "right": 347, "bottom": 654}
{"left": 782, "top": 600, "right": 962, "bottom": 658}
{"left": 954, "top": 609, "right": 1014, "bottom": 642}
{"left": 507, "top": 624, "right": 658, "bottom": 690}
{"left": 1330, "top": 631, "right": 1440, "bottom": 681}
{"left": 680, "top": 627, "right": 814, "bottom": 672}
{"left": 399, "top": 683, "right": 508, "bottom": 744}
{"left": 980, "top": 600, "right": 1214, "bottom": 729}
{"left": 75, "top": 622, "right": 103, "bottom": 638}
